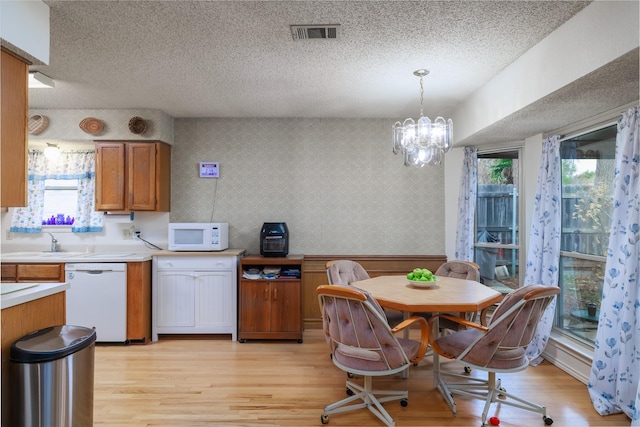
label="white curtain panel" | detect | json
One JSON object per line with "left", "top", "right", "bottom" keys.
{"left": 524, "top": 135, "right": 562, "bottom": 364}
{"left": 454, "top": 147, "right": 478, "bottom": 261}
{"left": 588, "top": 106, "right": 640, "bottom": 423}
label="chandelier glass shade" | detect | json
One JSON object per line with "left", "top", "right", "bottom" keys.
{"left": 392, "top": 69, "right": 453, "bottom": 167}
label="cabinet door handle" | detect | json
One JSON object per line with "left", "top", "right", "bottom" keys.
{"left": 264, "top": 286, "right": 269, "bottom": 300}
{"left": 273, "top": 287, "right": 278, "bottom": 301}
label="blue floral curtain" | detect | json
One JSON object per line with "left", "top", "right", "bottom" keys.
{"left": 454, "top": 147, "right": 478, "bottom": 261}
{"left": 10, "top": 150, "right": 103, "bottom": 233}
{"left": 588, "top": 106, "right": 640, "bottom": 423}
{"left": 524, "top": 135, "right": 562, "bottom": 364}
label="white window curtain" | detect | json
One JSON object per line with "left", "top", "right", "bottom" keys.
{"left": 454, "top": 147, "right": 478, "bottom": 261}
{"left": 588, "top": 106, "right": 640, "bottom": 423}
{"left": 10, "top": 151, "right": 103, "bottom": 233}
{"left": 523, "top": 135, "right": 562, "bottom": 364}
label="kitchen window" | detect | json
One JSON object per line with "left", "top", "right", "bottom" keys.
{"left": 556, "top": 124, "right": 616, "bottom": 345}
{"left": 9, "top": 150, "right": 103, "bottom": 233}
{"left": 42, "top": 179, "right": 78, "bottom": 226}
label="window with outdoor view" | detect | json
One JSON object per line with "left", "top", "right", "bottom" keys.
{"left": 557, "top": 124, "right": 616, "bottom": 344}
{"left": 42, "top": 179, "right": 78, "bottom": 226}
{"left": 474, "top": 150, "right": 521, "bottom": 295}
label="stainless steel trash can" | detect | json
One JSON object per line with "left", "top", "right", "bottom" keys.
{"left": 10, "top": 325, "right": 97, "bottom": 427}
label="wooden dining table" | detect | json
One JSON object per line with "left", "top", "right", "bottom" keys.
{"left": 352, "top": 275, "right": 503, "bottom": 315}
{"left": 352, "top": 274, "right": 503, "bottom": 410}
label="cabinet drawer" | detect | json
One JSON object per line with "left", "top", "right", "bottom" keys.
{"left": 18, "top": 264, "right": 64, "bottom": 282}
{"left": 155, "top": 256, "right": 235, "bottom": 270}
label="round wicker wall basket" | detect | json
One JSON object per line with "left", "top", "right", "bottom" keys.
{"left": 79, "top": 117, "right": 104, "bottom": 135}
{"left": 28, "top": 115, "right": 49, "bottom": 135}
{"left": 128, "top": 116, "right": 147, "bottom": 135}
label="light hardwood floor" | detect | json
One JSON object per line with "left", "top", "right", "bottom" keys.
{"left": 94, "top": 330, "right": 630, "bottom": 427}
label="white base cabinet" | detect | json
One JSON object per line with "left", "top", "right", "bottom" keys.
{"left": 152, "top": 255, "right": 239, "bottom": 341}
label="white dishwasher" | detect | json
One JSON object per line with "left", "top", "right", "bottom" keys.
{"left": 65, "top": 263, "right": 128, "bottom": 343}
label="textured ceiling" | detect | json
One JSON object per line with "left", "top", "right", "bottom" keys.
{"left": 27, "top": 1, "right": 638, "bottom": 145}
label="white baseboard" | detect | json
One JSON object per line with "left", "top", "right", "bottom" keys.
{"left": 542, "top": 331, "right": 594, "bottom": 385}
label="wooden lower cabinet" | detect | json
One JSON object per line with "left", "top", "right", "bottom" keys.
{"left": 1, "top": 261, "right": 151, "bottom": 343}
{"left": 126, "top": 261, "right": 152, "bottom": 343}
{"left": 238, "top": 255, "right": 303, "bottom": 342}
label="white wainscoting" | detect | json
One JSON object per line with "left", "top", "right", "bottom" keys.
{"left": 542, "top": 331, "right": 595, "bottom": 385}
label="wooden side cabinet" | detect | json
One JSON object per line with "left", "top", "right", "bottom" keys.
{"left": 1, "top": 49, "right": 28, "bottom": 208}
{"left": 238, "top": 255, "right": 303, "bottom": 342}
{"left": 95, "top": 140, "right": 171, "bottom": 211}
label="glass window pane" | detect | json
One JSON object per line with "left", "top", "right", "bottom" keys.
{"left": 557, "top": 255, "right": 604, "bottom": 343}
{"left": 42, "top": 179, "right": 78, "bottom": 225}
{"left": 475, "top": 150, "right": 520, "bottom": 292}
{"left": 556, "top": 123, "right": 616, "bottom": 345}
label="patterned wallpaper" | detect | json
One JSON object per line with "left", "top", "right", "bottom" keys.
{"left": 171, "top": 118, "right": 446, "bottom": 255}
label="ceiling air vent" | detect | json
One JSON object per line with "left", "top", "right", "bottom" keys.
{"left": 290, "top": 24, "right": 340, "bottom": 41}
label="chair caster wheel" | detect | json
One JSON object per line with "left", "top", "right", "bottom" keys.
{"left": 498, "top": 386, "right": 506, "bottom": 398}
{"left": 464, "top": 366, "right": 472, "bottom": 374}
{"left": 543, "top": 416, "right": 553, "bottom": 425}
{"left": 346, "top": 387, "right": 354, "bottom": 396}
{"left": 400, "top": 398, "right": 408, "bottom": 407}
{"left": 321, "top": 414, "right": 329, "bottom": 424}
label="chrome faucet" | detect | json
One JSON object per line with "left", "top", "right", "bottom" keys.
{"left": 47, "top": 232, "right": 59, "bottom": 252}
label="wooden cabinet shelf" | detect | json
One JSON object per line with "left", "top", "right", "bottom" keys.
{"left": 238, "top": 255, "right": 303, "bottom": 343}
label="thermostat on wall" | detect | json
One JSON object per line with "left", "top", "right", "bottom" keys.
{"left": 199, "top": 162, "right": 219, "bottom": 178}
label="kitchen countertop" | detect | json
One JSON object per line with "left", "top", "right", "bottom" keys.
{"left": 1, "top": 282, "right": 70, "bottom": 310}
{"left": 0, "top": 248, "right": 246, "bottom": 263}
{"left": 152, "top": 249, "right": 246, "bottom": 257}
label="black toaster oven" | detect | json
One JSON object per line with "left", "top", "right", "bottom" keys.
{"left": 260, "top": 222, "right": 289, "bottom": 257}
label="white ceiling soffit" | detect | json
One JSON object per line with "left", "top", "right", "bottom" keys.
{"left": 290, "top": 25, "right": 340, "bottom": 41}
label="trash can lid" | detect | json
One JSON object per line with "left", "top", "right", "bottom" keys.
{"left": 10, "top": 325, "right": 97, "bottom": 364}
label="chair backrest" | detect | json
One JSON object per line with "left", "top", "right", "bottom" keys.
{"left": 435, "top": 260, "right": 480, "bottom": 281}
{"left": 326, "top": 260, "right": 370, "bottom": 285}
{"left": 457, "top": 284, "right": 560, "bottom": 368}
{"left": 317, "top": 284, "right": 409, "bottom": 375}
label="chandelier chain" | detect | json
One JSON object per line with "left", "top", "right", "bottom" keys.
{"left": 419, "top": 76, "right": 425, "bottom": 118}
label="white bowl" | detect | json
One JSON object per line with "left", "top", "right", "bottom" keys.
{"left": 408, "top": 278, "right": 439, "bottom": 288}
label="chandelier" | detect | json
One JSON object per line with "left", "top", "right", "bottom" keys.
{"left": 392, "top": 69, "right": 453, "bottom": 167}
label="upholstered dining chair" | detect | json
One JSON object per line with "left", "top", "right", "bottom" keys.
{"left": 317, "top": 284, "right": 429, "bottom": 427}
{"left": 325, "top": 260, "right": 404, "bottom": 326}
{"left": 414, "top": 260, "right": 483, "bottom": 330}
{"left": 325, "top": 259, "right": 370, "bottom": 284}
{"left": 427, "top": 284, "right": 560, "bottom": 427}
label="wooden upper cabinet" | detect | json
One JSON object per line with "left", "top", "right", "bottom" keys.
{"left": 1, "top": 49, "right": 28, "bottom": 208}
{"left": 95, "top": 140, "right": 171, "bottom": 212}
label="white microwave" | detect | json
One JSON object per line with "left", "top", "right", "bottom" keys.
{"left": 168, "top": 223, "right": 229, "bottom": 251}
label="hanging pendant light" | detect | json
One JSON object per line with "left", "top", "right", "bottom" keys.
{"left": 392, "top": 69, "right": 453, "bottom": 167}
